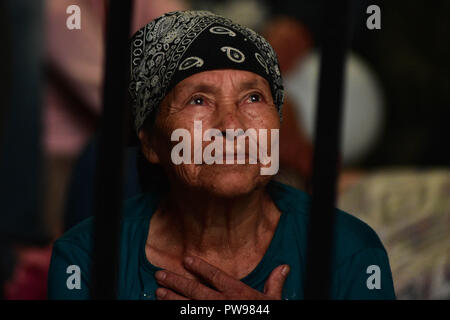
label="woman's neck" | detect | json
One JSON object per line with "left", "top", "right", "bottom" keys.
{"left": 149, "top": 185, "right": 281, "bottom": 261}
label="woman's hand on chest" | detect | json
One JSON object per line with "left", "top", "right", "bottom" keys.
{"left": 153, "top": 255, "right": 290, "bottom": 300}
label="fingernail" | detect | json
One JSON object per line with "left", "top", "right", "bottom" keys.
{"left": 155, "top": 271, "right": 166, "bottom": 281}
{"left": 281, "top": 265, "right": 290, "bottom": 276}
{"left": 156, "top": 288, "right": 167, "bottom": 298}
{"left": 184, "top": 256, "right": 193, "bottom": 266}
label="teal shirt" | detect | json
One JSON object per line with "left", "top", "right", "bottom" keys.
{"left": 48, "top": 180, "right": 396, "bottom": 300}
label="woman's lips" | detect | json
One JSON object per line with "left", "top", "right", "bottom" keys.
{"left": 224, "top": 153, "right": 247, "bottom": 162}
{"left": 208, "top": 151, "right": 256, "bottom": 163}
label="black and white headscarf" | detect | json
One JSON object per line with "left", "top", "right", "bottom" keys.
{"left": 129, "top": 10, "right": 284, "bottom": 133}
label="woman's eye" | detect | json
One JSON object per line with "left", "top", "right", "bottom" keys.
{"left": 189, "top": 97, "right": 205, "bottom": 105}
{"left": 248, "top": 93, "right": 262, "bottom": 103}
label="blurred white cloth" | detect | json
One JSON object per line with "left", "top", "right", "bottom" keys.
{"left": 338, "top": 168, "right": 450, "bottom": 299}
{"left": 285, "top": 51, "right": 385, "bottom": 165}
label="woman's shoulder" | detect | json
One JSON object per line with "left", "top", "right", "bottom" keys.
{"left": 55, "top": 191, "right": 159, "bottom": 249}
{"left": 56, "top": 216, "right": 94, "bottom": 249}
{"left": 268, "top": 180, "right": 387, "bottom": 256}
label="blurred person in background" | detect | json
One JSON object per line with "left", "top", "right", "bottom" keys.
{"left": 4, "top": 0, "right": 188, "bottom": 300}
{"left": 262, "top": 16, "right": 314, "bottom": 190}
{"left": 44, "top": 0, "right": 188, "bottom": 240}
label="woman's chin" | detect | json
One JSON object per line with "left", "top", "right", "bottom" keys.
{"left": 199, "top": 166, "right": 269, "bottom": 198}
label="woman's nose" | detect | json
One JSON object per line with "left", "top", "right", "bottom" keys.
{"left": 215, "top": 101, "right": 246, "bottom": 133}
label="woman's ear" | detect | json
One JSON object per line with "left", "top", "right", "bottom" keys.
{"left": 138, "top": 130, "right": 160, "bottom": 164}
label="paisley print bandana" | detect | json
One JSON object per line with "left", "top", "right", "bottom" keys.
{"left": 129, "top": 10, "right": 284, "bottom": 133}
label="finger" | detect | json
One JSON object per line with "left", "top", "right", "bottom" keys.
{"left": 156, "top": 287, "right": 190, "bottom": 300}
{"left": 155, "top": 270, "right": 223, "bottom": 300}
{"left": 263, "top": 264, "right": 290, "bottom": 299}
{"left": 183, "top": 256, "right": 239, "bottom": 293}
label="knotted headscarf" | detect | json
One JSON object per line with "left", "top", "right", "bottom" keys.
{"left": 129, "top": 10, "right": 284, "bottom": 133}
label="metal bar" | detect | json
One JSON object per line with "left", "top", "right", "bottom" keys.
{"left": 304, "top": 1, "right": 352, "bottom": 299}
{"left": 0, "top": 0, "right": 47, "bottom": 243}
{"left": 91, "top": 0, "right": 133, "bottom": 299}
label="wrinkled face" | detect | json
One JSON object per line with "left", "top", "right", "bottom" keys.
{"left": 139, "top": 69, "right": 280, "bottom": 198}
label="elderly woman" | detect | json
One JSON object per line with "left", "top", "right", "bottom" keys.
{"left": 48, "top": 11, "right": 395, "bottom": 300}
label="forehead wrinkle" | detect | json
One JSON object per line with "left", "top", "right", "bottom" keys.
{"left": 238, "top": 78, "right": 271, "bottom": 92}
{"left": 174, "top": 82, "right": 220, "bottom": 97}
{"left": 171, "top": 71, "right": 271, "bottom": 101}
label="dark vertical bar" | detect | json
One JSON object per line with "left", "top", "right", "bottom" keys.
{"left": 304, "top": 1, "right": 352, "bottom": 299}
{"left": 0, "top": 0, "right": 48, "bottom": 242}
{"left": 0, "top": 0, "right": 46, "bottom": 243}
{"left": 91, "top": 0, "right": 133, "bottom": 299}
{"left": 0, "top": 0, "right": 47, "bottom": 299}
